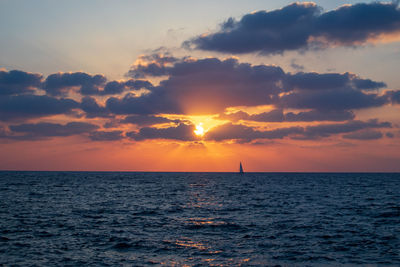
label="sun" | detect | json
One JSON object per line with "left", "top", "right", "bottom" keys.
{"left": 194, "top": 123, "right": 205, "bottom": 136}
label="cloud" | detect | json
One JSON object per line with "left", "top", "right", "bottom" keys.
{"left": 126, "top": 123, "right": 198, "bottom": 141}
{"left": 0, "top": 66, "right": 158, "bottom": 99}
{"left": 352, "top": 78, "right": 387, "bottom": 91}
{"left": 99, "top": 79, "right": 154, "bottom": 95}
{"left": 216, "top": 111, "right": 252, "bottom": 122}
{"left": 121, "top": 114, "right": 180, "bottom": 126}
{"left": 124, "top": 57, "right": 284, "bottom": 114}
{"left": 186, "top": 2, "right": 400, "bottom": 54}
{"left": 2, "top": 59, "right": 396, "bottom": 128}
{"left": 8, "top": 121, "right": 99, "bottom": 139}
{"left": 124, "top": 79, "right": 154, "bottom": 90}
{"left": 204, "top": 119, "right": 391, "bottom": 142}
{"left": 218, "top": 109, "right": 284, "bottom": 122}
{"left": 385, "top": 90, "right": 400, "bottom": 104}
{"left": 1, "top": 59, "right": 398, "bottom": 145}
{"left": 127, "top": 118, "right": 390, "bottom": 142}
{"left": 284, "top": 72, "right": 386, "bottom": 91}
{"left": 102, "top": 81, "right": 126, "bottom": 95}
{"left": 280, "top": 72, "right": 387, "bottom": 110}
{"left": 290, "top": 60, "right": 305, "bottom": 71}
{"left": 43, "top": 72, "right": 107, "bottom": 96}
{"left": 342, "top": 130, "right": 383, "bottom": 140}
{"left": 301, "top": 119, "right": 391, "bottom": 139}
{"left": 80, "top": 96, "right": 111, "bottom": 118}
{"left": 204, "top": 122, "right": 303, "bottom": 142}
{"left": 285, "top": 110, "right": 355, "bottom": 122}
{"left": 125, "top": 56, "right": 390, "bottom": 115}
{"left": 88, "top": 130, "right": 124, "bottom": 141}
{"left": 218, "top": 109, "right": 355, "bottom": 122}
{"left": 279, "top": 88, "right": 387, "bottom": 111}
{"left": 386, "top": 132, "right": 394, "bottom": 138}
{"left": 126, "top": 53, "right": 181, "bottom": 78}
{"left": 0, "top": 70, "right": 42, "bottom": 95}
{"left": 0, "top": 94, "right": 79, "bottom": 121}
{"left": 106, "top": 92, "right": 182, "bottom": 115}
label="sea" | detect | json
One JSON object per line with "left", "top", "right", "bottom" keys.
{"left": 0, "top": 172, "right": 399, "bottom": 266}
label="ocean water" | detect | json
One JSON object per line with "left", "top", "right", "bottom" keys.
{"left": 0, "top": 172, "right": 399, "bottom": 266}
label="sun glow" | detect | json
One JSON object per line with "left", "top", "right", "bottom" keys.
{"left": 194, "top": 123, "right": 205, "bottom": 136}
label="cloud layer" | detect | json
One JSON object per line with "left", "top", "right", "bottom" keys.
{"left": 186, "top": 2, "right": 400, "bottom": 54}
{"left": 1, "top": 52, "right": 398, "bottom": 143}
{"left": 125, "top": 56, "right": 389, "bottom": 115}
{"left": 204, "top": 119, "right": 391, "bottom": 142}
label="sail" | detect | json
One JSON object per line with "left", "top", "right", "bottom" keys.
{"left": 239, "top": 162, "right": 244, "bottom": 173}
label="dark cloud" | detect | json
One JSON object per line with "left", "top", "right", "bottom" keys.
{"left": 126, "top": 56, "right": 390, "bottom": 115}
{"left": 280, "top": 89, "right": 387, "bottom": 111}
{"left": 43, "top": 72, "right": 107, "bottom": 96}
{"left": 186, "top": 2, "right": 400, "bottom": 54}
{"left": 43, "top": 71, "right": 155, "bottom": 96}
{"left": 2, "top": 59, "right": 397, "bottom": 145}
{"left": 290, "top": 60, "right": 305, "bottom": 71}
{"left": 0, "top": 70, "right": 42, "bottom": 95}
{"left": 386, "top": 132, "right": 394, "bottom": 138}
{"left": 127, "top": 53, "right": 181, "bottom": 78}
{"left": 121, "top": 114, "right": 179, "bottom": 126}
{"left": 204, "top": 119, "right": 391, "bottom": 142}
{"left": 124, "top": 57, "right": 283, "bottom": 114}
{"left": 352, "top": 78, "right": 387, "bottom": 91}
{"left": 80, "top": 96, "right": 111, "bottom": 118}
{"left": 218, "top": 109, "right": 354, "bottom": 122}
{"left": 103, "top": 120, "right": 121, "bottom": 129}
{"left": 286, "top": 72, "right": 349, "bottom": 90}
{"left": 0, "top": 94, "right": 79, "bottom": 121}
{"left": 281, "top": 72, "right": 387, "bottom": 111}
{"left": 385, "top": 90, "right": 400, "bottom": 104}
{"left": 284, "top": 72, "right": 386, "bottom": 91}
{"left": 342, "top": 130, "right": 383, "bottom": 140}
{"left": 285, "top": 110, "right": 355, "bottom": 122}
{"left": 126, "top": 123, "right": 198, "bottom": 141}
{"left": 185, "top": 2, "right": 319, "bottom": 54}
{"left": 124, "top": 79, "right": 154, "bottom": 90}
{"left": 225, "top": 109, "right": 285, "bottom": 122}
{"left": 106, "top": 92, "right": 182, "bottom": 115}
{"left": 100, "top": 79, "right": 154, "bottom": 95}
{"left": 9, "top": 122, "right": 99, "bottom": 139}
{"left": 136, "top": 53, "right": 179, "bottom": 65}
{"left": 102, "top": 81, "right": 125, "bottom": 95}
{"left": 88, "top": 130, "right": 124, "bottom": 141}
{"left": 302, "top": 119, "right": 391, "bottom": 139}
{"left": 204, "top": 123, "right": 303, "bottom": 142}
{"left": 315, "top": 2, "right": 400, "bottom": 45}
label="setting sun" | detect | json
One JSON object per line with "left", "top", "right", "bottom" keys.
{"left": 194, "top": 123, "right": 205, "bottom": 136}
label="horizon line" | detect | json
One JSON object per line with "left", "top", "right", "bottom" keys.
{"left": 0, "top": 170, "right": 399, "bottom": 174}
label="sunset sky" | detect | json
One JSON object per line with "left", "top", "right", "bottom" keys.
{"left": 1, "top": 0, "right": 400, "bottom": 171}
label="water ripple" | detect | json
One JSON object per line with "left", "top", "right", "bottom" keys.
{"left": 0, "top": 171, "right": 399, "bottom": 266}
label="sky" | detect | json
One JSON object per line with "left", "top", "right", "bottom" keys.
{"left": 1, "top": 0, "right": 400, "bottom": 171}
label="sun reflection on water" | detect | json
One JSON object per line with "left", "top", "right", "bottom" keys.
{"left": 174, "top": 239, "right": 208, "bottom": 250}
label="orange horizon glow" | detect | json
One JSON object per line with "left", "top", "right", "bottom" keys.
{"left": 1, "top": 133, "right": 399, "bottom": 172}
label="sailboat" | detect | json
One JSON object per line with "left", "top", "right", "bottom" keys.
{"left": 239, "top": 162, "right": 244, "bottom": 174}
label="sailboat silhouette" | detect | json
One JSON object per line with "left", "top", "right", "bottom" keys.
{"left": 239, "top": 162, "right": 244, "bottom": 174}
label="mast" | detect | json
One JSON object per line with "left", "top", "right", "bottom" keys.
{"left": 239, "top": 162, "right": 244, "bottom": 173}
